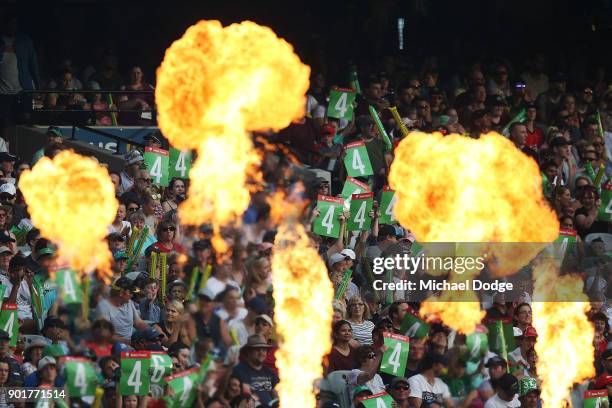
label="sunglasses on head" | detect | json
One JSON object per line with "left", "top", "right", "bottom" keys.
{"left": 150, "top": 193, "right": 161, "bottom": 200}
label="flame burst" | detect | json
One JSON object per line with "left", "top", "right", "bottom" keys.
{"left": 389, "top": 132, "right": 558, "bottom": 332}
{"left": 19, "top": 150, "right": 118, "bottom": 279}
{"left": 272, "top": 218, "right": 333, "bottom": 407}
{"left": 156, "top": 20, "right": 310, "bottom": 249}
{"left": 532, "top": 259, "right": 594, "bottom": 407}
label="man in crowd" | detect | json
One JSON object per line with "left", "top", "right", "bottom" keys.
{"left": 509, "top": 122, "right": 538, "bottom": 160}
{"left": 118, "top": 150, "right": 144, "bottom": 195}
{"left": 484, "top": 373, "right": 520, "bottom": 408}
{"left": 232, "top": 334, "right": 279, "bottom": 406}
{"left": 388, "top": 376, "right": 411, "bottom": 408}
{"left": 408, "top": 352, "right": 454, "bottom": 407}
{"left": 94, "top": 277, "right": 148, "bottom": 342}
{"left": 508, "top": 326, "right": 538, "bottom": 377}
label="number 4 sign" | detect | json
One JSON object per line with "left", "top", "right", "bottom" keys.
{"left": 120, "top": 351, "right": 151, "bottom": 396}
{"left": 327, "top": 88, "right": 356, "bottom": 120}
{"left": 0, "top": 303, "right": 17, "bottom": 347}
{"left": 598, "top": 181, "right": 612, "bottom": 222}
{"left": 64, "top": 357, "right": 97, "bottom": 397}
{"left": 359, "top": 391, "right": 394, "bottom": 408}
{"left": 313, "top": 195, "right": 344, "bottom": 238}
{"left": 144, "top": 147, "right": 170, "bottom": 187}
{"left": 378, "top": 186, "right": 397, "bottom": 225}
{"left": 344, "top": 141, "right": 373, "bottom": 177}
{"left": 169, "top": 148, "right": 192, "bottom": 179}
{"left": 348, "top": 192, "right": 374, "bottom": 231}
{"left": 379, "top": 332, "right": 410, "bottom": 377}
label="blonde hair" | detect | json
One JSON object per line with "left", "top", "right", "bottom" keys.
{"left": 347, "top": 295, "right": 371, "bottom": 320}
{"left": 332, "top": 300, "right": 346, "bottom": 319}
{"left": 165, "top": 299, "right": 184, "bottom": 314}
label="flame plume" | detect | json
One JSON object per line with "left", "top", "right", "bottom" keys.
{"left": 271, "top": 193, "right": 333, "bottom": 407}
{"left": 532, "top": 259, "right": 594, "bottom": 407}
{"left": 156, "top": 20, "right": 310, "bottom": 249}
{"left": 389, "top": 132, "right": 558, "bottom": 332}
{"left": 19, "top": 151, "right": 118, "bottom": 280}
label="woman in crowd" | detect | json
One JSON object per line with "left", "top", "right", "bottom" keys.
{"left": 148, "top": 220, "right": 186, "bottom": 254}
{"left": 513, "top": 303, "right": 533, "bottom": 334}
{"left": 326, "top": 319, "right": 358, "bottom": 374}
{"left": 162, "top": 178, "right": 186, "bottom": 213}
{"left": 154, "top": 299, "right": 195, "bottom": 347}
{"left": 346, "top": 295, "right": 375, "bottom": 346}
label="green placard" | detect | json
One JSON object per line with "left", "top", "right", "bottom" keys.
{"left": 165, "top": 368, "right": 200, "bottom": 408}
{"left": 343, "top": 141, "right": 373, "bottom": 177}
{"left": 598, "top": 181, "right": 612, "bottom": 222}
{"left": 150, "top": 352, "right": 173, "bottom": 385}
{"left": 379, "top": 332, "right": 410, "bottom": 377}
{"left": 169, "top": 148, "right": 192, "bottom": 180}
{"left": 54, "top": 269, "right": 82, "bottom": 305}
{"left": 341, "top": 176, "right": 370, "bottom": 210}
{"left": 399, "top": 311, "right": 429, "bottom": 339}
{"left": 64, "top": 357, "right": 97, "bottom": 397}
{"left": 144, "top": 147, "right": 170, "bottom": 187}
{"left": 378, "top": 186, "right": 397, "bottom": 225}
{"left": 584, "top": 390, "right": 609, "bottom": 408}
{"left": 313, "top": 195, "right": 344, "bottom": 238}
{"left": 120, "top": 351, "right": 151, "bottom": 396}
{"left": 0, "top": 303, "right": 17, "bottom": 347}
{"left": 359, "top": 392, "right": 394, "bottom": 408}
{"left": 484, "top": 318, "right": 516, "bottom": 359}
{"left": 465, "top": 331, "right": 488, "bottom": 361}
{"left": 327, "top": 87, "right": 356, "bottom": 120}
{"left": 348, "top": 192, "right": 374, "bottom": 231}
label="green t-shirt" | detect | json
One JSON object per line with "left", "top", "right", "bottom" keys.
{"left": 441, "top": 375, "right": 473, "bottom": 398}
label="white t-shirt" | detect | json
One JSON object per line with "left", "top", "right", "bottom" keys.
{"left": 0, "top": 274, "right": 33, "bottom": 319}
{"left": 95, "top": 299, "right": 140, "bottom": 339}
{"left": 203, "top": 276, "right": 240, "bottom": 299}
{"left": 408, "top": 374, "right": 451, "bottom": 406}
{"left": 484, "top": 393, "right": 521, "bottom": 408}
{"left": 216, "top": 307, "right": 247, "bottom": 327}
{"left": 347, "top": 369, "right": 385, "bottom": 400}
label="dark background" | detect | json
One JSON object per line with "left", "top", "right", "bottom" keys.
{"left": 4, "top": 0, "right": 612, "bottom": 85}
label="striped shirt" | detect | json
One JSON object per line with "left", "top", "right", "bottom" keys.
{"left": 349, "top": 319, "right": 375, "bottom": 345}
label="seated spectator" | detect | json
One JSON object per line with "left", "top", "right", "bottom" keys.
{"left": 154, "top": 299, "right": 195, "bottom": 347}
{"left": 232, "top": 335, "right": 279, "bottom": 406}
{"left": 118, "top": 66, "right": 155, "bottom": 125}
{"left": 326, "top": 319, "right": 358, "bottom": 374}
{"left": 408, "top": 352, "right": 453, "bottom": 407}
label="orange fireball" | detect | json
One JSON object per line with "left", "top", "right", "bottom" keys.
{"left": 19, "top": 150, "right": 118, "bottom": 280}
{"left": 156, "top": 20, "right": 310, "bottom": 247}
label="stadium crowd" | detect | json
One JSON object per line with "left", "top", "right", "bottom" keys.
{"left": 0, "top": 10, "right": 611, "bottom": 408}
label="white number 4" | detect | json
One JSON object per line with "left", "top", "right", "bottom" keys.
{"left": 74, "top": 363, "right": 88, "bottom": 395}
{"left": 604, "top": 198, "right": 612, "bottom": 216}
{"left": 351, "top": 149, "right": 365, "bottom": 174}
{"left": 175, "top": 152, "right": 187, "bottom": 177}
{"left": 387, "top": 342, "right": 403, "bottom": 374}
{"left": 385, "top": 194, "right": 397, "bottom": 220}
{"left": 321, "top": 206, "right": 336, "bottom": 235}
{"left": 150, "top": 156, "right": 163, "bottom": 184}
{"left": 127, "top": 361, "right": 143, "bottom": 393}
{"left": 354, "top": 201, "right": 367, "bottom": 229}
{"left": 334, "top": 92, "right": 349, "bottom": 117}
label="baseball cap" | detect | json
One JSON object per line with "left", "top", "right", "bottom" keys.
{"left": 46, "top": 126, "right": 63, "bottom": 138}
{"left": 113, "top": 251, "right": 129, "bottom": 261}
{"left": 523, "top": 326, "right": 538, "bottom": 338}
{"left": 112, "top": 277, "right": 133, "bottom": 291}
{"left": 125, "top": 150, "right": 144, "bottom": 166}
{"left": 37, "top": 246, "right": 55, "bottom": 257}
{"left": 0, "top": 183, "right": 16, "bottom": 196}
{"left": 321, "top": 123, "right": 335, "bottom": 136}
{"left": 353, "top": 385, "right": 373, "bottom": 397}
{"left": 519, "top": 376, "right": 539, "bottom": 397}
{"left": 550, "top": 137, "right": 573, "bottom": 147}
{"left": 0, "top": 153, "right": 17, "bottom": 163}
{"left": 485, "top": 355, "right": 507, "bottom": 368}
{"left": 340, "top": 248, "right": 356, "bottom": 260}
{"left": 255, "top": 314, "right": 274, "bottom": 327}
{"left": 497, "top": 373, "right": 519, "bottom": 394}
{"left": 38, "top": 356, "right": 57, "bottom": 370}
{"left": 389, "top": 377, "right": 410, "bottom": 388}
{"left": 197, "top": 287, "right": 215, "bottom": 301}
{"left": 0, "top": 246, "right": 11, "bottom": 256}
{"left": 328, "top": 253, "right": 346, "bottom": 267}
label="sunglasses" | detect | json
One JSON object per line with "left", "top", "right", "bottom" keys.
{"left": 394, "top": 385, "right": 410, "bottom": 391}
{"left": 138, "top": 178, "right": 153, "bottom": 183}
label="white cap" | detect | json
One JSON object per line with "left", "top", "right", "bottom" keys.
{"left": 513, "top": 327, "right": 523, "bottom": 337}
{"left": 340, "top": 249, "right": 356, "bottom": 260}
{"left": 38, "top": 356, "right": 57, "bottom": 370}
{"left": 328, "top": 253, "right": 346, "bottom": 267}
{"left": 255, "top": 314, "right": 274, "bottom": 327}
{"left": 0, "top": 183, "right": 16, "bottom": 196}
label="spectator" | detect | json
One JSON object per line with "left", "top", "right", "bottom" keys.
{"left": 118, "top": 66, "right": 154, "bottom": 125}
{"left": 326, "top": 320, "right": 358, "bottom": 374}
{"left": 346, "top": 345, "right": 385, "bottom": 398}
{"left": 484, "top": 373, "right": 520, "bottom": 408}
{"left": 154, "top": 299, "right": 194, "bottom": 347}
{"left": 346, "top": 295, "right": 374, "bottom": 346}
{"left": 387, "top": 377, "right": 411, "bottom": 408}
{"left": 232, "top": 334, "right": 279, "bottom": 406}
{"left": 509, "top": 122, "right": 538, "bottom": 161}
{"left": 94, "top": 277, "right": 148, "bottom": 342}
{"left": 479, "top": 356, "right": 509, "bottom": 401}
{"left": 407, "top": 352, "right": 453, "bottom": 407}
{"left": 84, "top": 319, "right": 114, "bottom": 358}
{"left": 162, "top": 177, "right": 186, "bottom": 213}
{"left": 31, "top": 126, "right": 63, "bottom": 165}
{"left": 508, "top": 326, "right": 537, "bottom": 377}
{"left": 0, "top": 330, "right": 22, "bottom": 385}
{"left": 119, "top": 150, "right": 144, "bottom": 195}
